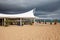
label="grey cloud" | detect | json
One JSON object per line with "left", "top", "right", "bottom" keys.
{"left": 34, "top": 0, "right": 60, "bottom": 19}
{"left": 0, "top": 0, "right": 59, "bottom": 14}
{"left": 34, "top": 8, "right": 60, "bottom": 19}
{"left": 34, "top": 9, "right": 60, "bottom": 19}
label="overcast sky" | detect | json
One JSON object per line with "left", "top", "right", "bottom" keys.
{"left": 34, "top": 0, "right": 60, "bottom": 19}
{"left": 0, "top": 0, "right": 59, "bottom": 14}
{"left": 0, "top": 0, "right": 60, "bottom": 19}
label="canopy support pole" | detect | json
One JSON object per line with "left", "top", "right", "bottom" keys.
{"left": 20, "top": 18, "right": 23, "bottom": 26}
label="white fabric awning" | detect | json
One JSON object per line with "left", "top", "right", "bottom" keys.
{"left": 0, "top": 10, "right": 35, "bottom": 18}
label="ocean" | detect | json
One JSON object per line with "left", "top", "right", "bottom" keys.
{"left": 35, "top": 19, "right": 60, "bottom": 23}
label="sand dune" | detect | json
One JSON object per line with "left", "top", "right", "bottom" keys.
{"left": 0, "top": 23, "right": 60, "bottom": 40}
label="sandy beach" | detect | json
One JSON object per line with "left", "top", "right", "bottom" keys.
{"left": 0, "top": 23, "right": 60, "bottom": 40}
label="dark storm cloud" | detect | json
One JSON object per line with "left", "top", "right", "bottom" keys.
{"left": 0, "top": 0, "right": 41, "bottom": 14}
{"left": 34, "top": 0, "right": 60, "bottom": 19}
{"left": 34, "top": 9, "right": 60, "bottom": 19}
{"left": 0, "top": 0, "right": 59, "bottom": 14}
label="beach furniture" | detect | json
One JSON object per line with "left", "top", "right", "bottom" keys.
{"left": 54, "top": 19, "right": 57, "bottom": 25}
{"left": 45, "top": 21, "right": 47, "bottom": 24}
{"left": 50, "top": 22, "right": 52, "bottom": 25}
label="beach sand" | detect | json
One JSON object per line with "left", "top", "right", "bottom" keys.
{"left": 0, "top": 23, "right": 60, "bottom": 40}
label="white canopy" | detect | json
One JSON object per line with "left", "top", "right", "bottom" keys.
{"left": 0, "top": 10, "right": 35, "bottom": 18}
